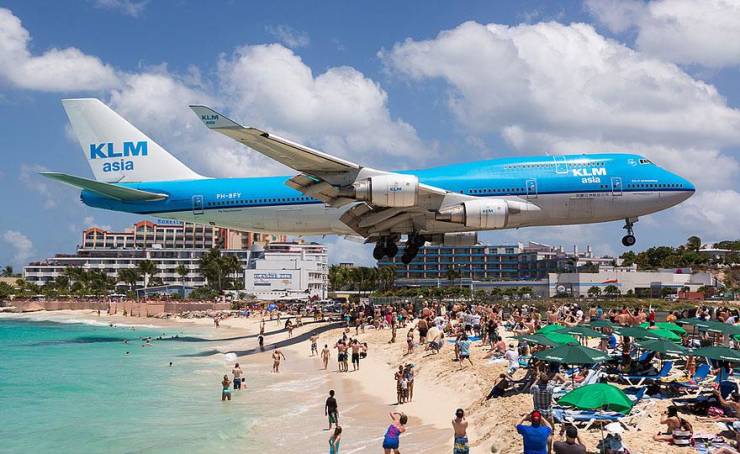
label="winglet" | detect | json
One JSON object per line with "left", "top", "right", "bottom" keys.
{"left": 189, "top": 105, "right": 242, "bottom": 129}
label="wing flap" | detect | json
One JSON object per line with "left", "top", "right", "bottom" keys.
{"left": 41, "top": 172, "right": 168, "bottom": 201}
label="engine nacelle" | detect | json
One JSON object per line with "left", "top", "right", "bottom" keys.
{"left": 353, "top": 174, "right": 419, "bottom": 207}
{"left": 436, "top": 199, "right": 508, "bottom": 229}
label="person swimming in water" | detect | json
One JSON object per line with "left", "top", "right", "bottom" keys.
{"left": 382, "top": 412, "right": 407, "bottom": 453}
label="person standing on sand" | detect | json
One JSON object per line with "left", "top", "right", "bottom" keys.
{"left": 516, "top": 411, "right": 552, "bottom": 454}
{"left": 335, "top": 340, "right": 347, "bottom": 372}
{"left": 232, "top": 363, "right": 243, "bottom": 390}
{"left": 452, "top": 408, "right": 469, "bottom": 454}
{"left": 221, "top": 375, "right": 231, "bottom": 401}
{"left": 310, "top": 335, "right": 319, "bottom": 356}
{"left": 325, "top": 389, "right": 339, "bottom": 429}
{"left": 351, "top": 340, "right": 361, "bottom": 371}
{"left": 458, "top": 334, "right": 473, "bottom": 369}
{"left": 260, "top": 319, "right": 265, "bottom": 336}
{"left": 394, "top": 365, "right": 405, "bottom": 404}
{"left": 382, "top": 412, "right": 407, "bottom": 454}
{"left": 272, "top": 347, "right": 286, "bottom": 373}
{"left": 321, "top": 344, "right": 330, "bottom": 369}
{"left": 258, "top": 335, "right": 264, "bottom": 351}
{"left": 405, "top": 365, "right": 415, "bottom": 402}
{"left": 329, "top": 426, "right": 342, "bottom": 454}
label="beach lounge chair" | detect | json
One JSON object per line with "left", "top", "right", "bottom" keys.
{"left": 552, "top": 408, "right": 626, "bottom": 431}
{"left": 670, "top": 363, "right": 711, "bottom": 395}
{"left": 620, "top": 361, "right": 673, "bottom": 386}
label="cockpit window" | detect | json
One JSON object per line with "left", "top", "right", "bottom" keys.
{"left": 639, "top": 158, "right": 653, "bottom": 165}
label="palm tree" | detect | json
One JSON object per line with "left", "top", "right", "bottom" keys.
{"left": 118, "top": 268, "right": 140, "bottom": 296}
{"left": 603, "top": 284, "right": 621, "bottom": 298}
{"left": 175, "top": 264, "right": 188, "bottom": 287}
{"left": 686, "top": 236, "right": 702, "bottom": 252}
{"left": 446, "top": 266, "right": 461, "bottom": 287}
{"left": 138, "top": 260, "right": 157, "bottom": 289}
{"left": 1, "top": 265, "right": 14, "bottom": 277}
{"left": 587, "top": 286, "right": 602, "bottom": 298}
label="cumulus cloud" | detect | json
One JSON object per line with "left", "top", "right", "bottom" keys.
{"left": 586, "top": 0, "right": 740, "bottom": 68}
{"left": 674, "top": 190, "right": 740, "bottom": 238}
{"left": 265, "top": 25, "right": 310, "bottom": 49}
{"left": 92, "top": 0, "right": 148, "bottom": 17}
{"left": 19, "top": 164, "right": 56, "bottom": 209}
{"left": 0, "top": 8, "right": 120, "bottom": 91}
{"left": 381, "top": 20, "right": 740, "bottom": 189}
{"left": 3, "top": 230, "right": 34, "bottom": 266}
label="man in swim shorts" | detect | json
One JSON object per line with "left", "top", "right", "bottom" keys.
{"left": 325, "top": 389, "right": 339, "bottom": 429}
{"left": 452, "top": 408, "right": 469, "bottom": 454}
{"left": 351, "top": 340, "right": 361, "bottom": 371}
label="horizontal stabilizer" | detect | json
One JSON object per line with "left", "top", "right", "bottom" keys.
{"left": 40, "top": 172, "right": 168, "bottom": 202}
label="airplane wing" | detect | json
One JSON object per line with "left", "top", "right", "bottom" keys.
{"left": 41, "top": 172, "right": 168, "bottom": 202}
{"left": 190, "top": 105, "right": 452, "bottom": 237}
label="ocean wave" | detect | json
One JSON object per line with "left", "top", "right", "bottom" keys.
{"left": 0, "top": 313, "right": 162, "bottom": 329}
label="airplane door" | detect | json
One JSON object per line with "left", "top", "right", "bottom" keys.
{"left": 526, "top": 179, "right": 537, "bottom": 199}
{"left": 554, "top": 155, "right": 568, "bottom": 174}
{"left": 611, "top": 177, "right": 623, "bottom": 196}
{"left": 192, "top": 195, "right": 204, "bottom": 215}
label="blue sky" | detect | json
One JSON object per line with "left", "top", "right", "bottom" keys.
{"left": 1, "top": 0, "right": 739, "bottom": 268}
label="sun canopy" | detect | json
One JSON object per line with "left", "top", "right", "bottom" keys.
{"left": 639, "top": 322, "right": 686, "bottom": 335}
{"left": 636, "top": 339, "right": 689, "bottom": 355}
{"left": 532, "top": 343, "right": 609, "bottom": 365}
{"left": 558, "top": 383, "right": 634, "bottom": 414}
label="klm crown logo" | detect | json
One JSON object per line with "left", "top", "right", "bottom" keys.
{"left": 89, "top": 141, "right": 148, "bottom": 173}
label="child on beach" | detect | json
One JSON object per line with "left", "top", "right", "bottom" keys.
{"left": 329, "top": 426, "right": 342, "bottom": 454}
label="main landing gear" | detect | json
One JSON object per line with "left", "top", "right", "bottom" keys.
{"left": 401, "top": 234, "right": 425, "bottom": 265}
{"left": 373, "top": 237, "right": 399, "bottom": 260}
{"left": 622, "top": 217, "right": 638, "bottom": 247}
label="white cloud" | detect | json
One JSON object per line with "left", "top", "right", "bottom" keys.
{"left": 265, "top": 25, "right": 310, "bottom": 49}
{"left": 19, "top": 164, "right": 56, "bottom": 209}
{"left": 3, "top": 230, "right": 34, "bottom": 266}
{"left": 0, "top": 8, "right": 120, "bottom": 91}
{"left": 92, "top": 0, "right": 148, "bottom": 17}
{"left": 381, "top": 20, "right": 740, "bottom": 189}
{"left": 586, "top": 0, "right": 740, "bottom": 68}
{"left": 674, "top": 190, "right": 740, "bottom": 238}
{"left": 218, "top": 44, "right": 428, "bottom": 169}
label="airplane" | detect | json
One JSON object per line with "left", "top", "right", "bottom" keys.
{"left": 42, "top": 98, "right": 695, "bottom": 264}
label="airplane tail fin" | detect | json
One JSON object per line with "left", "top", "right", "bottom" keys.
{"left": 62, "top": 98, "right": 202, "bottom": 183}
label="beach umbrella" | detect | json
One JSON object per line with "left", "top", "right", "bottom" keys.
{"left": 516, "top": 333, "right": 578, "bottom": 347}
{"left": 556, "top": 326, "right": 607, "bottom": 338}
{"left": 588, "top": 320, "right": 616, "bottom": 328}
{"left": 532, "top": 342, "right": 609, "bottom": 365}
{"left": 536, "top": 324, "right": 563, "bottom": 334}
{"left": 644, "top": 328, "right": 682, "bottom": 342}
{"left": 690, "top": 346, "right": 740, "bottom": 362}
{"left": 636, "top": 339, "right": 689, "bottom": 355}
{"left": 558, "top": 383, "right": 634, "bottom": 414}
{"left": 639, "top": 322, "right": 686, "bottom": 335}
{"left": 615, "top": 326, "right": 652, "bottom": 339}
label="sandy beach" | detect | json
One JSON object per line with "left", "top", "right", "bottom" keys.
{"left": 12, "top": 308, "right": 736, "bottom": 454}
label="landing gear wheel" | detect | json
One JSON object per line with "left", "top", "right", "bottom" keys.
{"left": 373, "top": 243, "right": 386, "bottom": 260}
{"left": 386, "top": 242, "right": 399, "bottom": 258}
{"left": 622, "top": 235, "right": 636, "bottom": 247}
{"left": 621, "top": 217, "right": 638, "bottom": 247}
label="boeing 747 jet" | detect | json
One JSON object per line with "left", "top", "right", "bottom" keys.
{"left": 43, "top": 99, "right": 695, "bottom": 264}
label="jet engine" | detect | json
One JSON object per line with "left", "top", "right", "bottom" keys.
{"left": 353, "top": 174, "right": 419, "bottom": 207}
{"left": 436, "top": 199, "right": 508, "bottom": 229}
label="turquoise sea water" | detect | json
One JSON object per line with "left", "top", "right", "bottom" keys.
{"left": 0, "top": 315, "right": 267, "bottom": 454}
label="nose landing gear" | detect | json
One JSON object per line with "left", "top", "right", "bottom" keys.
{"left": 622, "top": 218, "right": 638, "bottom": 247}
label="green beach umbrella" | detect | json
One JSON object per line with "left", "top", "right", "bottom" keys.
{"left": 532, "top": 342, "right": 609, "bottom": 365}
{"left": 644, "top": 328, "right": 682, "bottom": 342}
{"left": 636, "top": 339, "right": 689, "bottom": 355}
{"left": 588, "top": 320, "right": 616, "bottom": 328}
{"left": 537, "top": 324, "right": 564, "bottom": 334}
{"left": 517, "top": 333, "right": 579, "bottom": 347}
{"left": 690, "top": 346, "right": 740, "bottom": 362}
{"left": 640, "top": 322, "right": 686, "bottom": 335}
{"left": 556, "top": 326, "right": 607, "bottom": 338}
{"left": 558, "top": 383, "right": 634, "bottom": 414}
{"left": 516, "top": 334, "right": 559, "bottom": 348}
{"left": 615, "top": 326, "right": 653, "bottom": 339}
